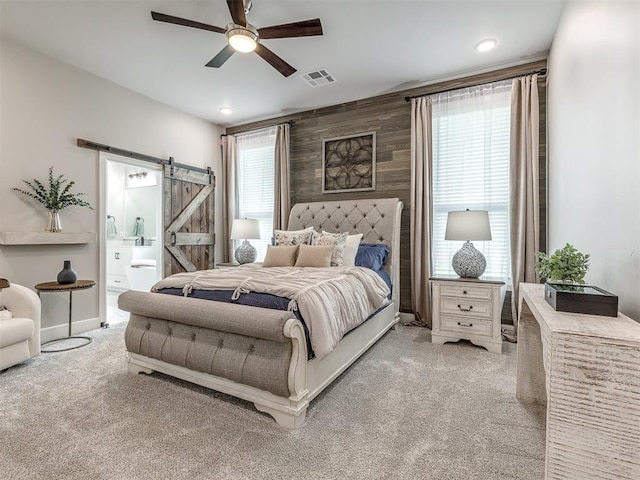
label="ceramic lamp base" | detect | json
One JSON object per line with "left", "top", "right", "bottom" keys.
{"left": 235, "top": 240, "right": 257, "bottom": 264}
{"left": 452, "top": 241, "right": 486, "bottom": 278}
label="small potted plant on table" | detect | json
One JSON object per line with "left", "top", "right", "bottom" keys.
{"left": 535, "top": 243, "right": 617, "bottom": 316}
{"left": 536, "top": 243, "right": 590, "bottom": 285}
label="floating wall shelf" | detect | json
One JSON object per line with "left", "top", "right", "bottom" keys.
{"left": 0, "top": 232, "right": 97, "bottom": 245}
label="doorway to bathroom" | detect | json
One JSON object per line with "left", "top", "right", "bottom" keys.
{"left": 102, "top": 154, "right": 163, "bottom": 325}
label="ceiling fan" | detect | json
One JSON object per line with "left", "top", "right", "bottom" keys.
{"left": 151, "top": 0, "right": 323, "bottom": 77}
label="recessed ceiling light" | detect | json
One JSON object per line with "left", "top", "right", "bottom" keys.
{"left": 219, "top": 107, "right": 233, "bottom": 115}
{"left": 476, "top": 39, "right": 497, "bottom": 52}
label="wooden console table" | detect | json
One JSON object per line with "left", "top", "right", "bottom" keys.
{"left": 517, "top": 283, "right": 640, "bottom": 479}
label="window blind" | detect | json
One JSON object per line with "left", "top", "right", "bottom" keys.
{"left": 431, "top": 81, "right": 512, "bottom": 282}
{"left": 235, "top": 127, "right": 277, "bottom": 262}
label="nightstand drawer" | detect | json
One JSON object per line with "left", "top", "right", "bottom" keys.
{"left": 430, "top": 277, "right": 504, "bottom": 353}
{"left": 440, "top": 316, "right": 492, "bottom": 336}
{"left": 440, "top": 284, "right": 493, "bottom": 300}
{"left": 440, "top": 297, "right": 493, "bottom": 319}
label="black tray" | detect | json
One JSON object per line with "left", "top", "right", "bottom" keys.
{"left": 544, "top": 283, "right": 618, "bottom": 317}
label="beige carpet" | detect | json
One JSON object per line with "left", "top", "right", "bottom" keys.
{"left": 0, "top": 323, "right": 545, "bottom": 480}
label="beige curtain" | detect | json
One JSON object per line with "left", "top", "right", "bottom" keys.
{"left": 410, "top": 97, "right": 433, "bottom": 328}
{"left": 221, "top": 135, "right": 238, "bottom": 263}
{"left": 510, "top": 74, "right": 540, "bottom": 333}
{"left": 274, "top": 123, "right": 291, "bottom": 230}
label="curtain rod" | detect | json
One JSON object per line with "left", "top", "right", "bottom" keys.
{"left": 222, "top": 119, "right": 295, "bottom": 138}
{"left": 76, "top": 139, "right": 211, "bottom": 175}
{"left": 404, "top": 68, "right": 547, "bottom": 103}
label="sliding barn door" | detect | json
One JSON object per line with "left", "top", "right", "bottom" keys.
{"left": 163, "top": 163, "right": 215, "bottom": 276}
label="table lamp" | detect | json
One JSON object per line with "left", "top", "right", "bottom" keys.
{"left": 445, "top": 209, "right": 492, "bottom": 278}
{"left": 231, "top": 218, "right": 261, "bottom": 264}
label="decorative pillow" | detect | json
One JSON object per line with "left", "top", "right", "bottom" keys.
{"left": 262, "top": 245, "right": 299, "bottom": 267}
{"left": 312, "top": 231, "right": 348, "bottom": 266}
{"left": 355, "top": 243, "right": 389, "bottom": 271}
{"left": 335, "top": 233, "right": 363, "bottom": 267}
{"left": 295, "top": 245, "right": 334, "bottom": 267}
{"left": 274, "top": 226, "right": 315, "bottom": 247}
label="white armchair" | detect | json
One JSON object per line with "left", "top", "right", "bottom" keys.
{"left": 0, "top": 281, "right": 41, "bottom": 371}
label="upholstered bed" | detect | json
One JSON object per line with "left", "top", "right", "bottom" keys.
{"left": 118, "top": 198, "right": 403, "bottom": 428}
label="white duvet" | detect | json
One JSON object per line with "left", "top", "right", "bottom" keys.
{"left": 151, "top": 264, "right": 390, "bottom": 359}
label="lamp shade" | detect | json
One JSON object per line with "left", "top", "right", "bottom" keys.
{"left": 445, "top": 210, "right": 492, "bottom": 241}
{"left": 230, "top": 218, "right": 261, "bottom": 240}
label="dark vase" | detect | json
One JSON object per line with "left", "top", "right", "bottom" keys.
{"left": 57, "top": 260, "right": 78, "bottom": 284}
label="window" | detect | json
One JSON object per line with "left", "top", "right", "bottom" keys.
{"left": 431, "top": 81, "right": 512, "bottom": 282}
{"left": 235, "top": 127, "right": 277, "bottom": 262}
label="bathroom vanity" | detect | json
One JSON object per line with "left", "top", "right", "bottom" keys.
{"left": 106, "top": 239, "right": 156, "bottom": 291}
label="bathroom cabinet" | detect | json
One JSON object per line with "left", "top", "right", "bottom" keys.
{"left": 107, "top": 246, "right": 133, "bottom": 290}
{"left": 107, "top": 244, "right": 157, "bottom": 291}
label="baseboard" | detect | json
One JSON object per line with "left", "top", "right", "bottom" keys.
{"left": 40, "top": 317, "right": 101, "bottom": 343}
{"left": 399, "top": 312, "right": 416, "bottom": 325}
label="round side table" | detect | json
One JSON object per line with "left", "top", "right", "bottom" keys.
{"left": 35, "top": 280, "right": 96, "bottom": 353}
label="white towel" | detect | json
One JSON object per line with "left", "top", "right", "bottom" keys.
{"left": 106, "top": 216, "right": 117, "bottom": 239}
{"left": 133, "top": 217, "right": 144, "bottom": 237}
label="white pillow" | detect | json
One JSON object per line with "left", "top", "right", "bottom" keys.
{"left": 340, "top": 233, "right": 363, "bottom": 267}
{"left": 313, "top": 231, "right": 348, "bottom": 266}
{"left": 273, "top": 226, "right": 315, "bottom": 247}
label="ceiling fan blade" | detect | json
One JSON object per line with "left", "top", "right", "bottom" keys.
{"left": 258, "top": 19, "right": 323, "bottom": 39}
{"left": 205, "top": 45, "right": 236, "bottom": 68}
{"left": 254, "top": 44, "right": 296, "bottom": 77}
{"left": 226, "top": 0, "right": 247, "bottom": 27}
{"left": 151, "top": 11, "right": 225, "bottom": 34}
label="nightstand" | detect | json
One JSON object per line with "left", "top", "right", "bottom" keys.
{"left": 430, "top": 276, "right": 505, "bottom": 353}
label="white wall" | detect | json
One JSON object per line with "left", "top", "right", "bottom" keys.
{"left": 548, "top": 0, "right": 640, "bottom": 319}
{"left": 0, "top": 38, "right": 224, "bottom": 333}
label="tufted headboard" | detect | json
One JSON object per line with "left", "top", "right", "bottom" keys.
{"left": 288, "top": 198, "right": 403, "bottom": 315}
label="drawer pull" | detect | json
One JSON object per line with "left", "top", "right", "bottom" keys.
{"left": 463, "top": 290, "right": 467, "bottom": 294}
{"left": 458, "top": 322, "right": 474, "bottom": 327}
{"left": 457, "top": 304, "right": 473, "bottom": 312}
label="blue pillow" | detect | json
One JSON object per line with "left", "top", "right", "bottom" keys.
{"left": 355, "top": 243, "right": 389, "bottom": 271}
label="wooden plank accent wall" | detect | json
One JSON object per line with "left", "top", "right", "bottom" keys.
{"left": 538, "top": 80, "right": 548, "bottom": 254}
{"left": 227, "top": 60, "right": 548, "bottom": 314}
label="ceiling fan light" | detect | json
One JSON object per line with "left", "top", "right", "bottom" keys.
{"left": 227, "top": 24, "right": 258, "bottom": 52}
{"left": 476, "top": 38, "right": 497, "bottom": 52}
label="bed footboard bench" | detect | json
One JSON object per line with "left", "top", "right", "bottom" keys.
{"left": 119, "top": 291, "right": 309, "bottom": 427}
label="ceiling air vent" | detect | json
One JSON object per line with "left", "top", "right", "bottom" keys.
{"left": 301, "top": 69, "right": 336, "bottom": 87}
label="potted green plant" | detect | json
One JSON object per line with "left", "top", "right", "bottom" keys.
{"left": 536, "top": 243, "right": 590, "bottom": 285}
{"left": 13, "top": 166, "right": 93, "bottom": 232}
